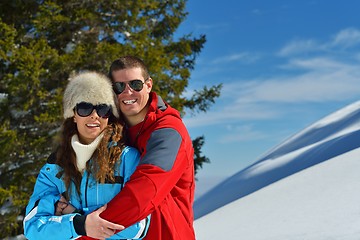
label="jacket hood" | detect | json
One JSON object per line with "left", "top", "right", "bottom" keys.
{"left": 127, "top": 92, "right": 182, "bottom": 146}
{"left": 146, "top": 92, "right": 181, "bottom": 124}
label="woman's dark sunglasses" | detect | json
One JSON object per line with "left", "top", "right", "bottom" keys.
{"left": 113, "top": 79, "right": 147, "bottom": 95}
{"left": 74, "top": 102, "right": 111, "bottom": 118}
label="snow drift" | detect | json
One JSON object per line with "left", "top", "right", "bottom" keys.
{"left": 194, "top": 101, "right": 360, "bottom": 239}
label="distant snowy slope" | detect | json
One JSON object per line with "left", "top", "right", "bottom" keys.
{"left": 194, "top": 148, "right": 360, "bottom": 239}
{"left": 193, "top": 101, "right": 360, "bottom": 219}
{"left": 259, "top": 101, "right": 360, "bottom": 161}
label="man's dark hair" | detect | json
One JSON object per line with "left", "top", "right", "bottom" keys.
{"left": 108, "top": 56, "right": 150, "bottom": 82}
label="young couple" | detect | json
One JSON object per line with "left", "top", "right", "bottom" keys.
{"left": 23, "top": 56, "right": 196, "bottom": 240}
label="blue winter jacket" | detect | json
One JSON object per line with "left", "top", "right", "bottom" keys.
{"left": 23, "top": 146, "right": 150, "bottom": 240}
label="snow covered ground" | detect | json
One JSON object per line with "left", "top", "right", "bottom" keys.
{"left": 194, "top": 101, "right": 360, "bottom": 239}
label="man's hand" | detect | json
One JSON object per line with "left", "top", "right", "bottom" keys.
{"left": 85, "top": 204, "right": 125, "bottom": 239}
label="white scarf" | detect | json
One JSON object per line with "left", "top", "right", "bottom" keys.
{"left": 71, "top": 133, "right": 104, "bottom": 172}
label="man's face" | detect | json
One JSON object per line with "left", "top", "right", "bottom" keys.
{"left": 112, "top": 67, "right": 152, "bottom": 126}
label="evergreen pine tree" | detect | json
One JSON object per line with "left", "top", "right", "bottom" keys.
{"left": 0, "top": 0, "right": 221, "bottom": 237}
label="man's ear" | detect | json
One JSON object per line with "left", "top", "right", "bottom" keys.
{"left": 146, "top": 78, "right": 153, "bottom": 93}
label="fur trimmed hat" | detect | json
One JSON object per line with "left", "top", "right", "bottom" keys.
{"left": 63, "top": 71, "right": 119, "bottom": 119}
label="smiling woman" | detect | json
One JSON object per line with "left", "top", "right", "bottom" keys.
{"left": 73, "top": 101, "right": 111, "bottom": 144}
{"left": 23, "top": 71, "right": 151, "bottom": 240}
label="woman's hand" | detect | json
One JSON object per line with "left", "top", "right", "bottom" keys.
{"left": 55, "top": 195, "right": 76, "bottom": 215}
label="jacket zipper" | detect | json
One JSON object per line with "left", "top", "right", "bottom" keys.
{"left": 134, "top": 115, "right": 148, "bottom": 149}
{"left": 84, "top": 172, "right": 90, "bottom": 207}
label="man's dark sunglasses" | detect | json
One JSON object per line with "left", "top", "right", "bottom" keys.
{"left": 74, "top": 102, "right": 111, "bottom": 118}
{"left": 113, "top": 79, "right": 148, "bottom": 95}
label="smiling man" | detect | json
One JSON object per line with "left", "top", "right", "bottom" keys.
{"left": 82, "top": 56, "right": 196, "bottom": 240}
{"left": 112, "top": 65, "right": 151, "bottom": 126}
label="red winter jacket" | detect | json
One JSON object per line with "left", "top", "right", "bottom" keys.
{"left": 81, "top": 92, "right": 195, "bottom": 240}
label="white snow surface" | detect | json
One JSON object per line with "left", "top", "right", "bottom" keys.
{"left": 194, "top": 101, "right": 360, "bottom": 239}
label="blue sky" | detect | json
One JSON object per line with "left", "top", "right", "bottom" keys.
{"left": 175, "top": 0, "right": 360, "bottom": 196}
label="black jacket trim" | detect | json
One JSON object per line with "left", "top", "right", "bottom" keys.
{"left": 104, "top": 176, "right": 124, "bottom": 184}
{"left": 73, "top": 215, "right": 87, "bottom": 236}
{"left": 46, "top": 151, "right": 57, "bottom": 164}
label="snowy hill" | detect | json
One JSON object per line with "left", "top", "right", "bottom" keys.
{"left": 194, "top": 101, "right": 360, "bottom": 239}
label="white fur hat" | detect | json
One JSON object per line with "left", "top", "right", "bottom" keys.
{"left": 63, "top": 71, "right": 119, "bottom": 119}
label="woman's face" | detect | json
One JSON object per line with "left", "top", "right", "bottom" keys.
{"left": 74, "top": 106, "right": 109, "bottom": 144}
